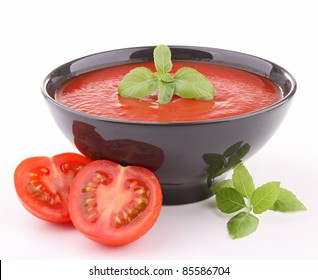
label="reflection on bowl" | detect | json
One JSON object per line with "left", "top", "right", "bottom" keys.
{"left": 41, "top": 46, "right": 296, "bottom": 205}
{"left": 204, "top": 141, "right": 251, "bottom": 187}
{"left": 72, "top": 121, "right": 164, "bottom": 171}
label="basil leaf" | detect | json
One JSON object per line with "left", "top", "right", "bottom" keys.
{"left": 212, "top": 162, "right": 307, "bottom": 239}
{"left": 174, "top": 67, "right": 215, "bottom": 100}
{"left": 211, "top": 179, "right": 234, "bottom": 193}
{"left": 160, "top": 72, "right": 174, "bottom": 83}
{"left": 158, "top": 80, "right": 176, "bottom": 104}
{"left": 118, "top": 67, "right": 158, "bottom": 98}
{"left": 154, "top": 44, "right": 173, "bottom": 74}
{"left": 251, "top": 181, "right": 280, "bottom": 214}
{"left": 215, "top": 187, "right": 246, "bottom": 214}
{"left": 270, "top": 188, "right": 306, "bottom": 212}
{"left": 232, "top": 163, "right": 255, "bottom": 199}
{"left": 118, "top": 45, "right": 216, "bottom": 104}
{"left": 227, "top": 212, "right": 259, "bottom": 239}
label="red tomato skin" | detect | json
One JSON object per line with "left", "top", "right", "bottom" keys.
{"left": 68, "top": 160, "right": 162, "bottom": 246}
{"left": 14, "top": 153, "right": 92, "bottom": 223}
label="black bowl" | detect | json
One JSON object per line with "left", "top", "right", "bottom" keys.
{"left": 41, "top": 46, "right": 296, "bottom": 205}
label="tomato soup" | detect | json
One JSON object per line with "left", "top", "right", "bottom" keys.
{"left": 55, "top": 61, "right": 283, "bottom": 122}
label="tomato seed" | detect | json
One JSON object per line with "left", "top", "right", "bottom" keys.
{"left": 126, "top": 207, "right": 133, "bottom": 215}
{"left": 87, "top": 211, "right": 98, "bottom": 223}
{"left": 40, "top": 167, "right": 49, "bottom": 175}
{"left": 115, "top": 215, "right": 121, "bottom": 225}
{"left": 95, "top": 174, "right": 103, "bottom": 180}
{"left": 121, "top": 210, "right": 128, "bottom": 219}
{"left": 82, "top": 187, "right": 91, "bottom": 193}
{"left": 81, "top": 183, "right": 95, "bottom": 193}
{"left": 34, "top": 184, "right": 43, "bottom": 191}
{"left": 134, "top": 197, "right": 144, "bottom": 204}
{"left": 75, "top": 165, "right": 83, "bottom": 171}
{"left": 134, "top": 188, "right": 145, "bottom": 195}
{"left": 84, "top": 198, "right": 94, "bottom": 206}
{"left": 29, "top": 172, "right": 38, "bottom": 178}
{"left": 93, "top": 172, "right": 112, "bottom": 185}
{"left": 54, "top": 195, "right": 61, "bottom": 204}
{"left": 60, "top": 163, "right": 70, "bottom": 173}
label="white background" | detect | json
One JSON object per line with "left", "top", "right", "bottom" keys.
{"left": 1, "top": 0, "right": 317, "bottom": 266}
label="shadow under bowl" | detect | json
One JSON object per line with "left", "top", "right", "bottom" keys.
{"left": 41, "top": 46, "right": 296, "bottom": 205}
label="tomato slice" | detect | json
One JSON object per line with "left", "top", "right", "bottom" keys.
{"left": 68, "top": 160, "right": 162, "bottom": 246}
{"left": 14, "top": 153, "right": 92, "bottom": 223}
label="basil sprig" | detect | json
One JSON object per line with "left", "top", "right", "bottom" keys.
{"left": 118, "top": 45, "right": 215, "bottom": 104}
{"left": 212, "top": 163, "right": 306, "bottom": 239}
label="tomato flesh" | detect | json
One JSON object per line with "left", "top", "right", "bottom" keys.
{"left": 68, "top": 160, "right": 162, "bottom": 246}
{"left": 14, "top": 153, "right": 92, "bottom": 223}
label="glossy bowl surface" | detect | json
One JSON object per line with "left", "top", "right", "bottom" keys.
{"left": 42, "top": 46, "right": 296, "bottom": 205}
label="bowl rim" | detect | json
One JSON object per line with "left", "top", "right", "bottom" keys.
{"left": 41, "top": 45, "right": 297, "bottom": 126}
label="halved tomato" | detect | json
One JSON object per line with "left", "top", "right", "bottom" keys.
{"left": 14, "top": 153, "right": 92, "bottom": 223}
{"left": 68, "top": 160, "right": 162, "bottom": 246}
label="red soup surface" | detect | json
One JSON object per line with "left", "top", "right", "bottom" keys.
{"left": 55, "top": 61, "right": 283, "bottom": 122}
